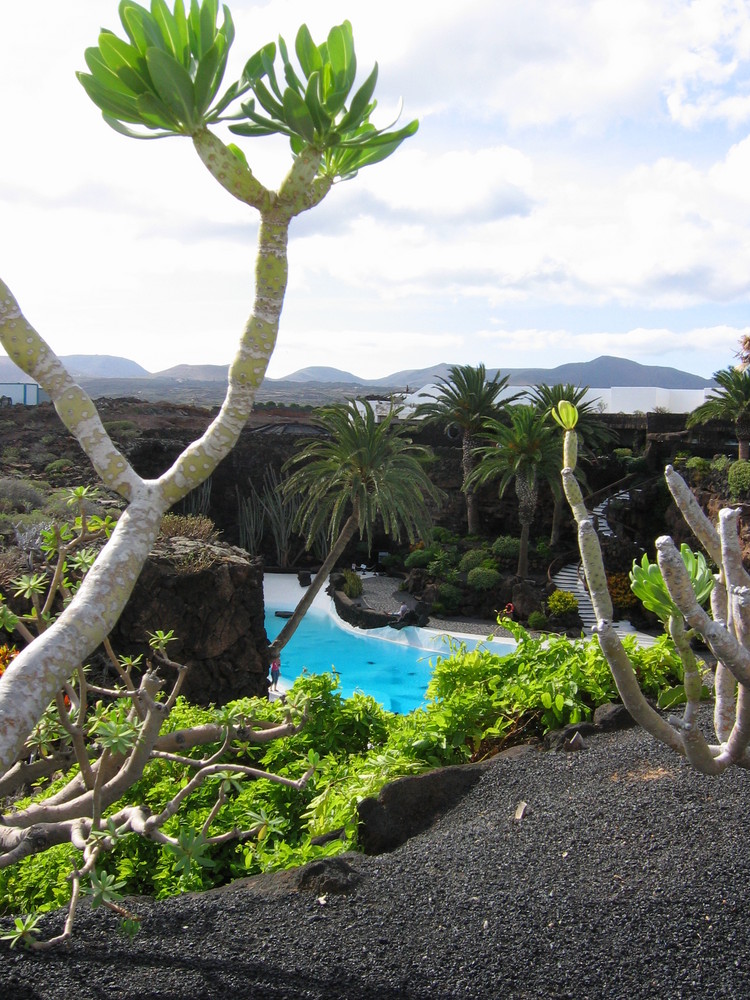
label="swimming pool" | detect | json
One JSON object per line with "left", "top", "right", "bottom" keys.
{"left": 263, "top": 575, "right": 515, "bottom": 713}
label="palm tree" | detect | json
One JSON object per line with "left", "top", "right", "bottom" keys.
{"left": 529, "top": 383, "right": 617, "bottom": 544}
{"left": 415, "top": 364, "right": 522, "bottom": 534}
{"left": 686, "top": 367, "right": 750, "bottom": 460}
{"left": 470, "top": 405, "right": 560, "bottom": 578}
{"left": 269, "top": 400, "right": 443, "bottom": 657}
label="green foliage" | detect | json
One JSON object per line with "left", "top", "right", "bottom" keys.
{"left": 436, "top": 582, "right": 463, "bottom": 614}
{"left": 527, "top": 610, "right": 548, "bottom": 630}
{"left": 491, "top": 535, "right": 520, "bottom": 565}
{"left": 728, "top": 459, "right": 750, "bottom": 500}
{"left": 283, "top": 400, "right": 442, "bottom": 554}
{"left": 403, "top": 547, "right": 435, "bottom": 569}
{"left": 546, "top": 589, "right": 578, "bottom": 617}
{"left": 458, "top": 548, "right": 492, "bottom": 573}
{"left": 426, "top": 547, "right": 459, "bottom": 578}
{"left": 466, "top": 566, "right": 501, "bottom": 591}
{"left": 341, "top": 569, "right": 363, "bottom": 599}
{"left": 0, "top": 623, "right": 691, "bottom": 917}
{"left": 630, "top": 545, "right": 714, "bottom": 624}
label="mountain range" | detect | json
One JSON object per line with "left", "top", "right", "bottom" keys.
{"left": 0, "top": 353, "right": 716, "bottom": 406}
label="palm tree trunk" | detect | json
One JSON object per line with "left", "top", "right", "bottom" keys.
{"left": 463, "top": 433, "right": 479, "bottom": 535}
{"left": 550, "top": 495, "right": 565, "bottom": 546}
{"left": 268, "top": 512, "right": 360, "bottom": 659}
{"left": 517, "top": 522, "right": 530, "bottom": 579}
{"left": 739, "top": 436, "right": 749, "bottom": 461}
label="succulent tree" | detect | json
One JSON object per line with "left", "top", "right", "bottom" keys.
{"left": 529, "top": 383, "right": 616, "bottom": 545}
{"left": 0, "top": 3, "right": 417, "bottom": 785}
{"left": 557, "top": 400, "right": 750, "bottom": 771}
{"left": 269, "top": 399, "right": 443, "bottom": 657}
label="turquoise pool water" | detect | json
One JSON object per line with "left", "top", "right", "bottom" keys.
{"left": 264, "top": 604, "right": 514, "bottom": 714}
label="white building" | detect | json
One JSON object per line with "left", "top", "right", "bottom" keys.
{"left": 0, "top": 382, "right": 45, "bottom": 405}
{"left": 398, "top": 384, "right": 714, "bottom": 416}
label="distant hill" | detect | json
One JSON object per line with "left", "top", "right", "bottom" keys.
{"left": 0, "top": 352, "right": 716, "bottom": 405}
{"left": 282, "top": 365, "right": 366, "bottom": 384}
{"left": 155, "top": 364, "right": 229, "bottom": 381}
{"left": 0, "top": 354, "right": 149, "bottom": 382}
{"left": 503, "top": 355, "right": 714, "bottom": 390}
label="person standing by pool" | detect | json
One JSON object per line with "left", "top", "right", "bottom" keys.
{"left": 270, "top": 657, "right": 281, "bottom": 691}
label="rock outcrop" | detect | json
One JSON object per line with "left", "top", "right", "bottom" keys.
{"left": 111, "top": 538, "right": 268, "bottom": 706}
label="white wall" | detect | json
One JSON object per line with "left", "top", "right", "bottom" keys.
{"left": 0, "top": 382, "right": 42, "bottom": 405}
{"left": 400, "top": 384, "right": 714, "bottom": 416}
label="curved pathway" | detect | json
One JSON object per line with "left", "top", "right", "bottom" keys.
{"left": 552, "top": 491, "right": 658, "bottom": 646}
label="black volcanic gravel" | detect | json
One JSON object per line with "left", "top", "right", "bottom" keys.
{"left": 4, "top": 717, "right": 750, "bottom": 1000}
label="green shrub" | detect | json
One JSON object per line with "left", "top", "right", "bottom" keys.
{"left": 427, "top": 548, "right": 459, "bottom": 578}
{"left": 685, "top": 456, "right": 711, "bottom": 482}
{"left": 432, "top": 527, "right": 460, "bottom": 545}
{"left": 0, "top": 477, "right": 45, "bottom": 514}
{"left": 103, "top": 419, "right": 140, "bottom": 441}
{"left": 458, "top": 548, "right": 491, "bottom": 573}
{"left": 729, "top": 460, "right": 750, "bottom": 500}
{"left": 436, "top": 582, "right": 463, "bottom": 614}
{"left": 491, "top": 535, "right": 520, "bottom": 566}
{"left": 534, "top": 539, "right": 552, "bottom": 564}
{"left": 379, "top": 553, "right": 403, "bottom": 572}
{"left": 711, "top": 454, "right": 732, "bottom": 474}
{"left": 613, "top": 447, "right": 632, "bottom": 460}
{"left": 404, "top": 548, "right": 434, "bottom": 569}
{"left": 466, "top": 566, "right": 500, "bottom": 591}
{"left": 341, "top": 569, "right": 363, "bottom": 599}
{"left": 44, "top": 458, "right": 74, "bottom": 475}
{"left": 527, "top": 610, "right": 548, "bottom": 630}
{"left": 546, "top": 589, "right": 579, "bottom": 617}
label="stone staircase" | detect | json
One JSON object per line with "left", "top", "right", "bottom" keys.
{"left": 552, "top": 488, "right": 657, "bottom": 646}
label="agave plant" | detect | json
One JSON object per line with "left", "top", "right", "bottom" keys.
{"left": 77, "top": 1, "right": 417, "bottom": 182}
{"left": 630, "top": 545, "right": 715, "bottom": 626}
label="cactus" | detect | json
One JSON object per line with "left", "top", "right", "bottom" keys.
{"left": 556, "top": 401, "right": 750, "bottom": 770}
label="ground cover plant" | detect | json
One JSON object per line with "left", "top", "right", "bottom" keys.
{"left": 0, "top": 624, "right": 687, "bottom": 927}
{"left": 0, "top": 0, "right": 419, "bottom": 947}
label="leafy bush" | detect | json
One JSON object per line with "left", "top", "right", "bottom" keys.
{"left": 546, "top": 589, "right": 578, "bottom": 617}
{"left": 458, "top": 548, "right": 491, "bottom": 573}
{"left": 404, "top": 548, "right": 434, "bottom": 569}
{"left": 436, "top": 582, "right": 463, "bottom": 614}
{"left": 527, "top": 610, "right": 548, "bottom": 630}
{"left": 378, "top": 553, "right": 403, "bottom": 572}
{"left": 685, "top": 456, "right": 711, "bottom": 483}
{"left": 426, "top": 547, "right": 459, "bottom": 578}
{"left": 0, "top": 477, "right": 45, "bottom": 514}
{"left": 0, "top": 625, "right": 690, "bottom": 917}
{"left": 466, "top": 566, "right": 500, "bottom": 591}
{"left": 534, "top": 539, "right": 552, "bottom": 564}
{"left": 711, "top": 454, "right": 732, "bottom": 474}
{"left": 432, "top": 527, "right": 460, "bottom": 545}
{"left": 613, "top": 448, "right": 632, "bottom": 459}
{"left": 606, "top": 571, "right": 638, "bottom": 611}
{"left": 729, "top": 460, "right": 750, "bottom": 500}
{"left": 341, "top": 569, "right": 363, "bottom": 599}
{"left": 491, "top": 535, "right": 520, "bottom": 566}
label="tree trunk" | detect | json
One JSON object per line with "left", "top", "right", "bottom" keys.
{"left": 738, "top": 435, "right": 749, "bottom": 461}
{"left": 550, "top": 495, "right": 565, "bottom": 546}
{"left": 463, "top": 433, "right": 479, "bottom": 535}
{"left": 269, "top": 512, "right": 360, "bottom": 659}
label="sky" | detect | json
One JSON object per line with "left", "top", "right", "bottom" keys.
{"left": 2, "top": 1, "right": 750, "bottom": 382}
